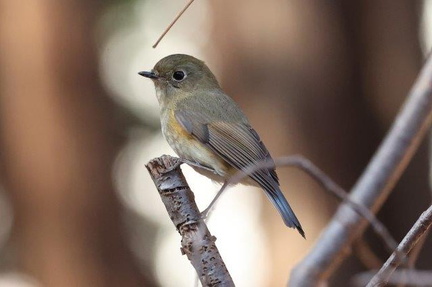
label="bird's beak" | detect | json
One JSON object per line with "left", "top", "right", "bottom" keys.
{"left": 138, "top": 71, "right": 159, "bottom": 79}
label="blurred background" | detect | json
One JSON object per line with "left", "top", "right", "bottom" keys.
{"left": 0, "top": 0, "right": 431, "bottom": 286}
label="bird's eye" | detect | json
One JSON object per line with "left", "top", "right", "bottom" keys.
{"left": 172, "top": 70, "right": 186, "bottom": 81}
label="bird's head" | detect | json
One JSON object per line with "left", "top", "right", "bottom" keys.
{"left": 139, "top": 54, "right": 220, "bottom": 105}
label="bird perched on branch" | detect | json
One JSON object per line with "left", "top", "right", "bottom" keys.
{"left": 139, "top": 54, "right": 304, "bottom": 238}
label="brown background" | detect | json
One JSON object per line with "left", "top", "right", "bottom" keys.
{"left": 0, "top": 0, "right": 430, "bottom": 286}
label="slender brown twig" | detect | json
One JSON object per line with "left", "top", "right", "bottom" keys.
{"left": 202, "top": 155, "right": 399, "bottom": 256}
{"left": 353, "top": 269, "right": 432, "bottom": 286}
{"left": 366, "top": 205, "right": 432, "bottom": 286}
{"left": 152, "top": 0, "right": 196, "bottom": 48}
{"left": 399, "top": 228, "right": 431, "bottom": 287}
{"left": 289, "top": 54, "right": 432, "bottom": 287}
{"left": 146, "top": 155, "right": 234, "bottom": 286}
{"left": 354, "top": 239, "right": 383, "bottom": 270}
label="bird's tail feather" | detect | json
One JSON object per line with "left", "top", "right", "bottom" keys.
{"left": 265, "top": 187, "right": 305, "bottom": 238}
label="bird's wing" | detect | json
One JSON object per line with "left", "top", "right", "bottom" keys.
{"left": 174, "top": 109, "right": 279, "bottom": 184}
{"left": 175, "top": 109, "right": 304, "bottom": 236}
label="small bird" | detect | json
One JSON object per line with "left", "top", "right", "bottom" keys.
{"left": 139, "top": 54, "right": 304, "bottom": 237}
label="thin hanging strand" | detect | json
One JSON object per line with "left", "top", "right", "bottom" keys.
{"left": 152, "top": 0, "right": 196, "bottom": 48}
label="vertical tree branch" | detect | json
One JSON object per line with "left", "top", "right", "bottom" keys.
{"left": 290, "top": 55, "right": 432, "bottom": 286}
{"left": 146, "top": 155, "right": 234, "bottom": 287}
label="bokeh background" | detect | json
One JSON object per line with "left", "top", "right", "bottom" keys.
{"left": 0, "top": 1, "right": 431, "bottom": 286}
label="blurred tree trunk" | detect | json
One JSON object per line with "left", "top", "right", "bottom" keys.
{"left": 209, "top": 0, "right": 428, "bottom": 285}
{"left": 0, "top": 1, "right": 153, "bottom": 286}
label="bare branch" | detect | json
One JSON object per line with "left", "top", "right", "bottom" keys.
{"left": 289, "top": 55, "right": 432, "bottom": 287}
{"left": 146, "top": 155, "right": 234, "bottom": 287}
{"left": 152, "top": 0, "right": 196, "bottom": 48}
{"left": 366, "top": 205, "right": 432, "bottom": 286}
{"left": 203, "top": 155, "right": 399, "bottom": 256}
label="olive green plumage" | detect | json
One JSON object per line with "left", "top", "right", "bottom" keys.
{"left": 140, "top": 54, "right": 304, "bottom": 238}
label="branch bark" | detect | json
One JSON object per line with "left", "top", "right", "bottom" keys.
{"left": 289, "top": 55, "right": 432, "bottom": 286}
{"left": 146, "top": 155, "right": 234, "bottom": 287}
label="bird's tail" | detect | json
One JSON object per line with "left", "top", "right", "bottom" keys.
{"left": 265, "top": 186, "right": 305, "bottom": 238}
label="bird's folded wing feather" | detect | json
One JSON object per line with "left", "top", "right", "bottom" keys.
{"left": 175, "top": 110, "right": 279, "bottom": 186}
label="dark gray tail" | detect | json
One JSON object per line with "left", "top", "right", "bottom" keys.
{"left": 265, "top": 186, "right": 305, "bottom": 238}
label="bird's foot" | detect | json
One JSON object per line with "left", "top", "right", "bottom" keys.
{"left": 199, "top": 181, "right": 229, "bottom": 221}
{"left": 200, "top": 207, "right": 211, "bottom": 220}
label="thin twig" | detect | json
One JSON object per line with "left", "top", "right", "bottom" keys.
{"left": 289, "top": 55, "right": 432, "bottom": 287}
{"left": 152, "top": 0, "right": 196, "bottom": 48}
{"left": 354, "top": 239, "right": 383, "bottom": 270}
{"left": 399, "top": 228, "right": 431, "bottom": 287}
{"left": 366, "top": 205, "right": 432, "bottom": 286}
{"left": 203, "top": 155, "right": 399, "bottom": 256}
{"left": 146, "top": 155, "right": 234, "bottom": 286}
{"left": 353, "top": 269, "right": 432, "bottom": 286}
{"left": 407, "top": 229, "right": 429, "bottom": 269}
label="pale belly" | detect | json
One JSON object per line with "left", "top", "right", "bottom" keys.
{"left": 161, "top": 110, "right": 230, "bottom": 179}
